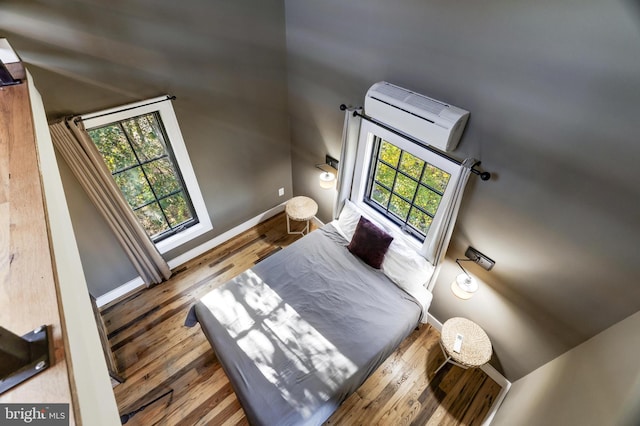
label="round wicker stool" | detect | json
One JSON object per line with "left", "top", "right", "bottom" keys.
{"left": 285, "top": 196, "right": 318, "bottom": 235}
{"left": 434, "top": 317, "right": 492, "bottom": 375}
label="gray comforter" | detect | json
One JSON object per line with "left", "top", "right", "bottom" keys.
{"left": 185, "top": 223, "right": 423, "bottom": 425}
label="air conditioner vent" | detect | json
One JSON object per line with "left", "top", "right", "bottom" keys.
{"left": 405, "top": 94, "right": 447, "bottom": 116}
{"left": 374, "top": 83, "right": 411, "bottom": 101}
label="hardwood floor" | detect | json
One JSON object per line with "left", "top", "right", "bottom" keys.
{"left": 102, "top": 213, "right": 501, "bottom": 425}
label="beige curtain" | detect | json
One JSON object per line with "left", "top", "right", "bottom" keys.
{"left": 425, "top": 157, "right": 475, "bottom": 291}
{"left": 49, "top": 118, "right": 171, "bottom": 285}
{"left": 333, "top": 107, "right": 362, "bottom": 220}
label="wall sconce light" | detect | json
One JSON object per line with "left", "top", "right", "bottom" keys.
{"left": 451, "top": 246, "right": 495, "bottom": 300}
{"left": 316, "top": 155, "right": 339, "bottom": 189}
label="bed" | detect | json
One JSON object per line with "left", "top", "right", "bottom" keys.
{"left": 185, "top": 204, "right": 434, "bottom": 425}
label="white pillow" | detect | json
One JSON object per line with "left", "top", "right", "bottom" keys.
{"left": 382, "top": 234, "right": 434, "bottom": 320}
{"left": 336, "top": 200, "right": 389, "bottom": 238}
{"left": 335, "top": 200, "right": 434, "bottom": 319}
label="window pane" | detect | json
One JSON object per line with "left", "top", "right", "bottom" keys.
{"left": 389, "top": 194, "right": 410, "bottom": 220}
{"left": 379, "top": 140, "right": 401, "bottom": 167}
{"left": 122, "top": 114, "right": 166, "bottom": 162}
{"left": 393, "top": 174, "right": 418, "bottom": 201}
{"left": 88, "top": 125, "right": 137, "bottom": 173}
{"left": 160, "top": 192, "right": 194, "bottom": 227}
{"left": 135, "top": 203, "right": 168, "bottom": 237}
{"left": 371, "top": 183, "right": 391, "bottom": 207}
{"left": 113, "top": 167, "right": 155, "bottom": 209}
{"left": 143, "top": 158, "right": 182, "bottom": 198}
{"left": 408, "top": 208, "right": 433, "bottom": 235}
{"left": 399, "top": 152, "right": 424, "bottom": 180}
{"left": 421, "top": 163, "right": 451, "bottom": 193}
{"left": 414, "top": 185, "right": 443, "bottom": 215}
{"left": 88, "top": 110, "right": 201, "bottom": 243}
{"left": 364, "top": 135, "right": 458, "bottom": 243}
{"left": 374, "top": 162, "right": 395, "bottom": 189}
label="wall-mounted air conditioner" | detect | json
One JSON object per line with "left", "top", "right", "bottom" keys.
{"left": 364, "top": 81, "right": 469, "bottom": 152}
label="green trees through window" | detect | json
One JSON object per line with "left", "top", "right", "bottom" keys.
{"left": 367, "top": 139, "right": 450, "bottom": 240}
{"left": 87, "top": 112, "right": 197, "bottom": 241}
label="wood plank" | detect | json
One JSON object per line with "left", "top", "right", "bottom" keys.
{"left": 163, "top": 364, "right": 229, "bottom": 425}
{"left": 459, "top": 374, "right": 503, "bottom": 426}
{"left": 426, "top": 367, "right": 488, "bottom": 426}
{"left": 365, "top": 344, "right": 431, "bottom": 425}
{"left": 193, "top": 392, "right": 240, "bottom": 426}
{"left": 372, "top": 343, "right": 436, "bottom": 425}
{"left": 102, "top": 214, "right": 501, "bottom": 425}
{"left": 119, "top": 389, "right": 174, "bottom": 426}
{"left": 386, "top": 334, "right": 447, "bottom": 426}
{"left": 114, "top": 339, "right": 213, "bottom": 409}
{"left": 438, "top": 368, "right": 488, "bottom": 425}
{"left": 0, "top": 82, "right": 74, "bottom": 421}
{"left": 409, "top": 365, "right": 452, "bottom": 426}
{"left": 4, "top": 61, "right": 26, "bottom": 80}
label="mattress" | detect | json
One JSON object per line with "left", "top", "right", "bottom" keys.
{"left": 185, "top": 223, "right": 424, "bottom": 425}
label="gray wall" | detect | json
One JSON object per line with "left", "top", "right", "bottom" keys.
{"left": 285, "top": 0, "right": 640, "bottom": 380}
{"left": 55, "top": 150, "right": 138, "bottom": 296}
{"left": 4, "top": 0, "right": 640, "bottom": 385}
{"left": 493, "top": 310, "right": 640, "bottom": 426}
{"left": 1, "top": 0, "right": 292, "bottom": 296}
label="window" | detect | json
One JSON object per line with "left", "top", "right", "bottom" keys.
{"left": 351, "top": 120, "right": 461, "bottom": 253}
{"left": 365, "top": 138, "right": 450, "bottom": 241}
{"left": 87, "top": 112, "right": 195, "bottom": 241}
{"left": 82, "top": 97, "right": 212, "bottom": 254}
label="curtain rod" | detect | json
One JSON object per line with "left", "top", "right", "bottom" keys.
{"left": 75, "top": 95, "right": 176, "bottom": 123}
{"left": 339, "top": 104, "right": 491, "bottom": 181}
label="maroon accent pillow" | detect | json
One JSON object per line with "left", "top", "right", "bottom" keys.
{"left": 347, "top": 216, "right": 394, "bottom": 269}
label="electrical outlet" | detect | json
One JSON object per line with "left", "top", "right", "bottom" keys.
{"left": 278, "top": 187, "right": 285, "bottom": 197}
{"left": 465, "top": 246, "right": 495, "bottom": 271}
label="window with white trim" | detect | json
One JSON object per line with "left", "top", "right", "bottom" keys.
{"left": 352, "top": 121, "right": 461, "bottom": 252}
{"left": 82, "top": 97, "right": 212, "bottom": 254}
{"left": 365, "top": 137, "right": 451, "bottom": 241}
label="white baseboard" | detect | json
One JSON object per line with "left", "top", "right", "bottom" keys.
{"left": 96, "top": 203, "right": 287, "bottom": 308}
{"left": 167, "top": 203, "right": 286, "bottom": 269}
{"left": 95, "top": 276, "right": 146, "bottom": 308}
{"left": 311, "top": 216, "right": 325, "bottom": 228}
{"left": 427, "top": 312, "right": 444, "bottom": 330}
{"left": 426, "top": 312, "right": 510, "bottom": 426}
{"left": 482, "top": 365, "right": 511, "bottom": 426}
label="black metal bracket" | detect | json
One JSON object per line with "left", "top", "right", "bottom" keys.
{"left": 0, "top": 325, "right": 51, "bottom": 395}
{"left": 456, "top": 246, "right": 496, "bottom": 273}
{"left": 316, "top": 155, "right": 339, "bottom": 174}
{"left": 325, "top": 155, "right": 339, "bottom": 170}
{"left": 0, "top": 61, "right": 21, "bottom": 86}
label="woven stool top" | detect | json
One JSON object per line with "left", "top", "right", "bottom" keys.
{"left": 441, "top": 317, "right": 492, "bottom": 368}
{"left": 286, "top": 196, "right": 318, "bottom": 221}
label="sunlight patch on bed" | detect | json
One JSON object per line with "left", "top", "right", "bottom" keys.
{"left": 200, "top": 270, "right": 358, "bottom": 418}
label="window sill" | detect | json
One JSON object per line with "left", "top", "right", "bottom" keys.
{"left": 357, "top": 201, "right": 424, "bottom": 252}
{"left": 155, "top": 220, "right": 213, "bottom": 254}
